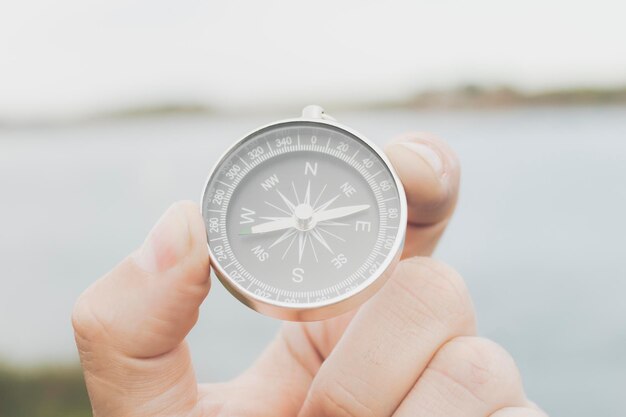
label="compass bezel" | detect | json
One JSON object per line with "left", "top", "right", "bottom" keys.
{"left": 201, "top": 114, "right": 407, "bottom": 321}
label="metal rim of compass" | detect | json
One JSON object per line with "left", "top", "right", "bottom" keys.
{"left": 200, "top": 106, "right": 408, "bottom": 321}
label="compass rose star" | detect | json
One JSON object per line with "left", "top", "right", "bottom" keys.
{"left": 276, "top": 189, "right": 296, "bottom": 213}
{"left": 314, "top": 194, "right": 340, "bottom": 212}
{"left": 254, "top": 182, "right": 364, "bottom": 262}
{"left": 310, "top": 228, "right": 334, "bottom": 254}
{"left": 298, "top": 232, "right": 306, "bottom": 263}
{"left": 304, "top": 180, "right": 311, "bottom": 205}
{"left": 269, "top": 228, "right": 297, "bottom": 249}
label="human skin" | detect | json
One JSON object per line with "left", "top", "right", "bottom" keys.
{"left": 72, "top": 133, "right": 547, "bottom": 417}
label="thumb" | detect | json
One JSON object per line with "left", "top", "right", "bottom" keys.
{"left": 72, "top": 201, "right": 210, "bottom": 416}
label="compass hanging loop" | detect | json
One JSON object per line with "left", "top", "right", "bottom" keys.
{"left": 301, "top": 105, "right": 337, "bottom": 121}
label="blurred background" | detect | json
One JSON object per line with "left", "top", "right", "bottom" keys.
{"left": 1, "top": 1, "right": 625, "bottom": 416}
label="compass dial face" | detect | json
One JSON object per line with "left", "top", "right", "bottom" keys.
{"left": 202, "top": 121, "right": 405, "bottom": 318}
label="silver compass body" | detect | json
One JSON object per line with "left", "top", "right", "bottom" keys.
{"left": 201, "top": 105, "right": 407, "bottom": 321}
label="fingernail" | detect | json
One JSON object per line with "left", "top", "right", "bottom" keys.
{"left": 397, "top": 141, "right": 445, "bottom": 177}
{"left": 134, "top": 204, "right": 190, "bottom": 274}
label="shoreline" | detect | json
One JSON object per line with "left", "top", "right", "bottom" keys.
{"left": 1, "top": 84, "right": 625, "bottom": 128}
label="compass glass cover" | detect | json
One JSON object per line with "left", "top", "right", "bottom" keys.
{"left": 202, "top": 121, "right": 403, "bottom": 307}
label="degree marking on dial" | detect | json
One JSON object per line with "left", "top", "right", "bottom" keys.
{"left": 238, "top": 156, "right": 251, "bottom": 169}
{"left": 217, "top": 180, "right": 234, "bottom": 189}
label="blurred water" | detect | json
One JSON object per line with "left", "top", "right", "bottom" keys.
{"left": 1, "top": 107, "right": 625, "bottom": 416}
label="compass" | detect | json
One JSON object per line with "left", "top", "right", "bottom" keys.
{"left": 201, "top": 105, "right": 407, "bottom": 321}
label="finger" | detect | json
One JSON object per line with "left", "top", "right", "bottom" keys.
{"left": 72, "top": 201, "right": 210, "bottom": 417}
{"left": 385, "top": 132, "right": 460, "bottom": 258}
{"left": 297, "top": 257, "right": 476, "bottom": 417}
{"left": 234, "top": 134, "right": 463, "bottom": 413}
{"left": 489, "top": 407, "right": 549, "bottom": 417}
{"left": 393, "top": 337, "right": 527, "bottom": 416}
{"left": 276, "top": 133, "right": 462, "bottom": 360}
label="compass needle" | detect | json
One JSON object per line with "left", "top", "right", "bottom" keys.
{"left": 314, "top": 204, "right": 370, "bottom": 222}
{"left": 318, "top": 221, "right": 349, "bottom": 227}
{"left": 250, "top": 217, "right": 294, "bottom": 234}
{"left": 202, "top": 105, "right": 405, "bottom": 320}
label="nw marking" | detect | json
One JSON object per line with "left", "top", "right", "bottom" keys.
{"left": 261, "top": 174, "right": 280, "bottom": 191}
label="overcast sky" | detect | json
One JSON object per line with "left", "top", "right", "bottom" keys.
{"left": 1, "top": 0, "right": 625, "bottom": 120}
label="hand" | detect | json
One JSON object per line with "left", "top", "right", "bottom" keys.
{"left": 72, "top": 133, "right": 546, "bottom": 417}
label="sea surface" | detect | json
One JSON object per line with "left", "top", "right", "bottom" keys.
{"left": 1, "top": 107, "right": 625, "bottom": 416}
